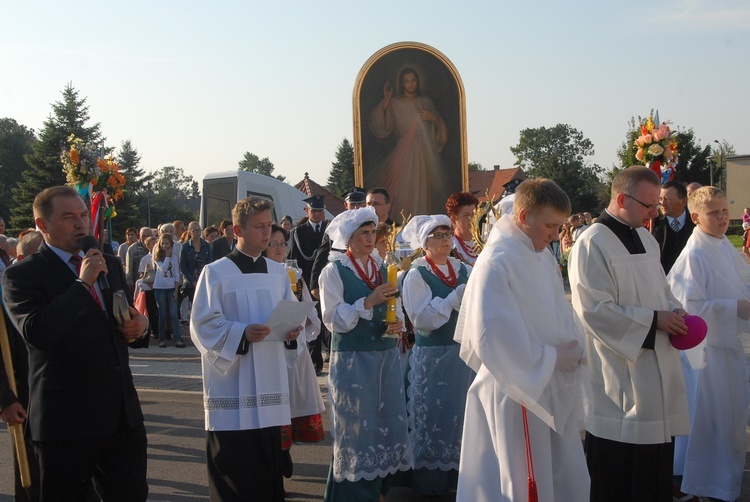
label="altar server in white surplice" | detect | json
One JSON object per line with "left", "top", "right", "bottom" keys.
{"left": 667, "top": 186, "right": 750, "bottom": 502}
{"left": 569, "top": 166, "right": 690, "bottom": 502}
{"left": 190, "top": 196, "right": 303, "bottom": 502}
{"left": 455, "top": 179, "right": 591, "bottom": 502}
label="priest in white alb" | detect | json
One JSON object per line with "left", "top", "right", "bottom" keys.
{"left": 668, "top": 186, "right": 750, "bottom": 502}
{"left": 569, "top": 166, "right": 690, "bottom": 501}
{"left": 190, "top": 196, "right": 302, "bottom": 502}
{"left": 455, "top": 178, "right": 590, "bottom": 502}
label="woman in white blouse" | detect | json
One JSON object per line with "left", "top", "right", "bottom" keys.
{"left": 319, "top": 207, "right": 412, "bottom": 501}
{"left": 151, "top": 233, "right": 184, "bottom": 348}
{"left": 401, "top": 214, "right": 474, "bottom": 497}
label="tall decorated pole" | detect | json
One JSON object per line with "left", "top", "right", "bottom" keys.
{"left": 633, "top": 113, "right": 678, "bottom": 186}
{"left": 61, "top": 135, "right": 126, "bottom": 247}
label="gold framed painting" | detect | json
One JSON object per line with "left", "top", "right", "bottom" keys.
{"left": 353, "top": 41, "right": 468, "bottom": 218}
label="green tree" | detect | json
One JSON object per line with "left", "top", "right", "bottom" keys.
{"left": 510, "top": 124, "right": 605, "bottom": 212}
{"left": 615, "top": 116, "right": 642, "bottom": 170}
{"left": 468, "top": 161, "right": 484, "bottom": 171}
{"left": 152, "top": 166, "right": 194, "bottom": 200}
{"left": 0, "top": 118, "right": 36, "bottom": 224}
{"left": 327, "top": 138, "right": 355, "bottom": 196}
{"left": 238, "top": 152, "right": 285, "bottom": 182}
{"left": 671, "top": 130, "right": 712, "bottom": 187}
{"left": 710, "top": 140, "right": 735, "bottom": 190}
{"left": 147, "top": 166, "right": 198, "bottom": 224}
{"left": 11, "top": 83, "right": 102, "bottom": 229}
{"left": 111, "top": 139, "right": 154, "bottom": 238}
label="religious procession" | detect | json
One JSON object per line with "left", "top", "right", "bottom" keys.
{"left": 1, "top": 41, "right": 748, "bottom": 502}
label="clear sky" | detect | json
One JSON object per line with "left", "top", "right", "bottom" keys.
{"left": 1, "top": 0, "right": 748, "bottom": 189}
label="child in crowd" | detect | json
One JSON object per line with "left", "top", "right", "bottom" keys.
{"left": 668, "top": 187, "right": 750, "bottom": 502}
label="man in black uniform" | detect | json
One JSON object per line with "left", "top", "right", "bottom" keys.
{"left": 289, "top": 195, "right": 328, "bottom": 286}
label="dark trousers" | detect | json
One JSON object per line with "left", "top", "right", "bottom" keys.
{"left": 308, "top": 303, "right": 326, "bottom": 371}
{"left": 144, "top": 290, "right": 159, "bottom": 338}
{"left": 206, "top": 427, "right": 284, "bottom": 502}
{"left": 585, "top": 431, "right": 674, "bottom": 502}
{"left": 33, "top": 422, "right": 148, "bottom": 501}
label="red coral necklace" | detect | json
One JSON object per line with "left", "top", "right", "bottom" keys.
{"left": 424, "top": 255, "right": 458, "bottom": 288}
{"left": 454, "top": 234, "right": 478, "bottom": 260}
{"left": 346, "top": 251, "right": 382, "bottom": 290}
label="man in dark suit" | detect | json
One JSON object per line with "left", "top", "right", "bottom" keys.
{"left": 210, "top": 219, "right": 235, "bottom": 262}
{"left": 651, "top": 180, "right": 695, "bottom": 274}
{"left": 366, "top": 187, "right": 394, "bottom": 226}
{"left": 1, "top": 186, "right": 150, "bottom": 501}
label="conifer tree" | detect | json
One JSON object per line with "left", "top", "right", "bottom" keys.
{"left": 327, "top": 138, "right": 355, "bottom": 196}
{"left": 112, "top": 139, "right": 153, "bottom": 236}
{"left": 0, "top": 118, "right": 36, "bottom": 225}
{"left": 11, "top": 83, "right": 101, "bottom": 228}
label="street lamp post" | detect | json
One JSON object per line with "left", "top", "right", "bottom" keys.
{"left": 146, "top": 182, "right": 152, "bottom": 228}
{"left": 713, "top": 140, "right": 723, "bottom": 188}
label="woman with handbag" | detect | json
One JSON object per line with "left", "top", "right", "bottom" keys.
{"left": 138, "top": 236, "right": 159, "bottom": 341}
{"left": 151, "top": 234, "right": 185, "bottom": 348}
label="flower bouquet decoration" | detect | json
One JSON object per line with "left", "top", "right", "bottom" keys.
{"left": 634, "top": 116, "right": 678, "bottom": 185}
{"left": 61, "top": 134, "right": 126, "bottom": 239}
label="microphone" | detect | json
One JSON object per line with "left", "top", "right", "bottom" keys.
{"left": 80, "top": 235, "right": 110, "bottom": 291}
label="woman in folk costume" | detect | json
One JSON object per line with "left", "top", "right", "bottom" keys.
{"left": 264, "top": 224, "right": 326, "bottom": 483}
{"left": 667, "top": 187, "right": 750, "bottom": 502}
{"left": 319, "top": 206, "right": 413, "bottom": 501}
{"left": 446, "top": 192, "right": 480, "bottom": 266}
{"left": 401, "top": 214, "right": 475, "bottom": 497}
{"left": 454, "top": 179, "right": 590, "bottom": 502}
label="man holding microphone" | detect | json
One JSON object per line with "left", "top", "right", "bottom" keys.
{"left": 2, "top": 186, "right": 150, "bottom": 501}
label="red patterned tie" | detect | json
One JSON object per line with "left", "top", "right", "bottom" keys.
{"left": 69, "top": 255, "right": 104, "bottom": 310}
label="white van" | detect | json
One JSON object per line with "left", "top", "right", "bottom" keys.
{"left": 200, "top": 170, "right": 332, "bottom": 227}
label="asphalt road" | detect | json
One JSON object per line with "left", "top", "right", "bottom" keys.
{"left": 0, "top": 339, "right": 448, "bottom": 501}
{"left": 1, "top": 330, "right": 749, "bottom": 501}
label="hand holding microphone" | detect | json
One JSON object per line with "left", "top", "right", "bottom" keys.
{"left": 80, "top": 235, "right": 109, "bottom": 292}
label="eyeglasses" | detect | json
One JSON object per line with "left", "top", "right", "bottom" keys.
{"left": 427, "top": 231, "right": 452, "bottom": 240}
{"left": 625, "top": 194, "right": 662, "bottom": 211}
{"left": 268, "top": 241, "right": 287, "bottom": 248}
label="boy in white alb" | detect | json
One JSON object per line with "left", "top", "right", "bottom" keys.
{"left": 455, "top": 179, "right": 590, "bottom": 501}
{"left": 667, "top": 186, "right": 750, "bottom": 502}
{"left": 190, "top": 197, "right": 302, "bottom": 501}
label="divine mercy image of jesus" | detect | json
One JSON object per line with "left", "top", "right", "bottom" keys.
{"left": 354, "top": 43, "right": 466, "bottom": 219}
{"left": 367, "top": 67, "right": 451, "bottom": 218}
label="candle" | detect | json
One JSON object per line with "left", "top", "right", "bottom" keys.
{"left": 386, "top": 263, "right": 398, "bottom": 323}
{"left": 287, "top": 268, "right": 298, "bottom": 292}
